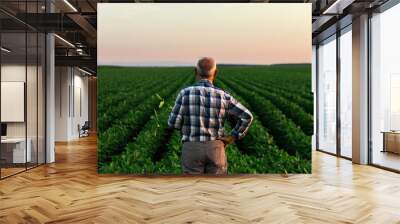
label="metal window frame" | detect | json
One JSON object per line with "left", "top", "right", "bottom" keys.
{"left": 367, "top": 11, "right": 373, "bottom": 166}
{"left": 336, "top": 27, "right": 341, "bottom": 157}
{"left": 315, "top": 44, "right": 320, "bottom": 151}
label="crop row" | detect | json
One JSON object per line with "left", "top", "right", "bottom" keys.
{"left": 225, "top": 73, "right": 314, "bottom": 115}
{"left": 218, "top": 66, "right": 312, "bottom": 99}
{"left": 98, "top": 75, "right": 180, "bottom": 133}
{"left": 229, "top": 78, "right": 313, "bottom": 136}
{"left": 255, "top": 79, "right": 313, "bottom": 100}
{"left": 216, "top": 81, "right": 311, "bottom": 173}
{"left": 215, "top": 80, "right": 279, "bottom": 156}
{"left": 98, "top": 75, "right": 192, "bottom": 165}
{"left": 268, "top": 80, "right": 312, "bottom": 100}
{"left": 98, "top": 67, "right": 164, "bottom": 102}
{"left": 153, "top": 130, "right": 182, "bottom": 174}
{"left": 98, "top": 66, "right": 312, "bottom": 174}
{"left": 99, "top": 75, "right": 194, "bottom": 172}
{"left": 244, "top": 79, "right": 314, "bottom": 115}
{"left": 100, "top": 94, "right": 177, "bottom": 173}
{"left": 98, "top": 78, "right": 163, "bottom": 119}
{"left": 220, "top": 77, "right": 311, "bottom": 160}
{"left": 153, "top": 129, "right": 262, "bottom": 174}
{"left": 98, "top": 67, "right": 194, "bottom": 132}
{"left": 102, "top": 76, "right": 311, "bottom": 174}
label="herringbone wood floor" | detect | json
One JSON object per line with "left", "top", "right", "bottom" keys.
{"left": 0, "top": 136, "right": 400, "bottom": 224}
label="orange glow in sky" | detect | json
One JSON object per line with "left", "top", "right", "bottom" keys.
{"left": 98, "top": 3, "right": 311, "bottom": 66}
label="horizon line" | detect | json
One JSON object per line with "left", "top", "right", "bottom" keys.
{"left": 98, "top": 62, "right": 311, "bottom": 67}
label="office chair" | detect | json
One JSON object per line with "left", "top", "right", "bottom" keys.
{"left": 79, "top": 121, "right": 90, "bottom": 138}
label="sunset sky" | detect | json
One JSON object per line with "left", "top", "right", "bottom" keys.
{"left": 98, "top": 3, "right": 311, "bottom": 66}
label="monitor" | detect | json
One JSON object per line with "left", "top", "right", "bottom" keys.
{"left": 1, "top": 123, "right": 7, "bottom": 137}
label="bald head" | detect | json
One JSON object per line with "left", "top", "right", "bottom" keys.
{"left": 196, "top": 57, "right": 217, "bottom": 79}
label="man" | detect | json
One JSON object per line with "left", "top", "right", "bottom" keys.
{"left": 167, "top": 57, "right": 253, "bottom": 174}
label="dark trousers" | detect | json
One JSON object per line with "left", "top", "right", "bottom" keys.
{"left": 181, "top": 140, "right": 227, "bottom": 175}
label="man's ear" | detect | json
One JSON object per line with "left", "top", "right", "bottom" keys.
{"left": 213, "top": 69, "right": 218, "bottom": 79}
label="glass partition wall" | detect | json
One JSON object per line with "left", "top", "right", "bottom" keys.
{"left": 316, "top": 25, "right": 353, "bottom": 159}
{"left": 0, "top": 3, "right": 46, "bottom": 179}
{"left": 0, "top": 31, "right": 27, "bottom": 177}
{"left": 370, "top": 3, "right": 400, "bottom": 171}
{"left": 339, "top": 26, "right": 352, "bottom": 159}
{"left": 317, "top": 35, "right": 337, "bottom": 155}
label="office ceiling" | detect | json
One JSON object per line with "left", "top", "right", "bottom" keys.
{"left": 0, "top": 0, "right": 393, "bottom": 74}
{"left": 0, "top": 32, "right": 45, "bottom": 64}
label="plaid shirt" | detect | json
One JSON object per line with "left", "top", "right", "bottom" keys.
{"left": 168, "top": 79, "right": 253, "bottom": 142}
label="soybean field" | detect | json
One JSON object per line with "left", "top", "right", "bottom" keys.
{"left": 98, "top": 65, "right": 313, "bottom": 174}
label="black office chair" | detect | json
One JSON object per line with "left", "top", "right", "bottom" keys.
{"left": 79, "top": 121, "right": 90, "bottom": 138}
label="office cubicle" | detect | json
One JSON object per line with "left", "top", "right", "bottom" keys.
{"left": 0, "top": 1, "right": 46, "bottom": 179}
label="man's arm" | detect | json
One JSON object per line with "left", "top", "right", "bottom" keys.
{"left": 226, "top": 95, "right": 253, "bottom": 140}
{"left": 167, "top": 90, "right": 185, "bottom": 130}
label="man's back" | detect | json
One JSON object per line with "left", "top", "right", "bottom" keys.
{"left": 168, "top": 57, "right": 253, "bottom": 174}
{"left": 168, "top": 79, "right": 253, "bottom": 142}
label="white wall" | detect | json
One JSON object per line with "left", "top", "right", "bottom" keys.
{"left": 1, "top": 64, "right": 26, "bottom": 81}
{"left": 72, "top": 72, "right": 89, "bottom": 138}
{"left": 55, "top": 66, "right": 70, "bottom": 141}
{"left": 54, "top": 67, "right": 89, "bottom": 141}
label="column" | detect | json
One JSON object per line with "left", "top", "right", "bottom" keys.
{"left": 352, "top": 14, "right": 369, "bottom": 164}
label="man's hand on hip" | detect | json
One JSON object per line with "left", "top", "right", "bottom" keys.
{"left": 218, "top": 135, "right": 236, "bottom": 146}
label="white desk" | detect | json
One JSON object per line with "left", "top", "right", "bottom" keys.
{"left": 1, "top": 138, "right": 31, "bottom": 163}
